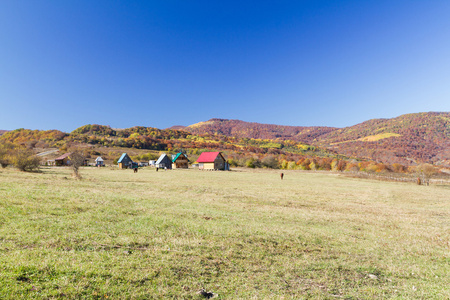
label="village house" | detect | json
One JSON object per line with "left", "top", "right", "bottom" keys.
{"left": 155, "top": 153, "right": 172, "bottom": 169}
{"left": 172, "top": 152, "right": 189, "bottom": 169}
{"left": 54, "top": 153, "right": 72, "bottom": 166}
{"left": 197, "top": 152, "right": 229, "bottom": 170}
{"left": 95, "top": 156, "right": 104, "bottom": 167}
{"left": 48, "top": 152, "right": 88, "bottom": 166}
{"left": 117, "top": 153, "right": 133, "bottom": 169}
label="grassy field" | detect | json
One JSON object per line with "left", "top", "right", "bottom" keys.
{"left": 0, "top": 167, "right": 449, "bottom": 299}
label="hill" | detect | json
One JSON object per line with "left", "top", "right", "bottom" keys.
{"left": 185, "top": 113, "right": 450, "bottom": 165}
{"left": 1, "top": 112, "right": 449, "bottom": 168}
{"left": 0, "top": 125, "right": 349, "bottom": 171}
{"left": 0, "top": 130, "right": 9, "bottom": 136}
{"left": 166, "top": 125, "right": 187, "bottom": 130}
{"left": 317, "top": 112, "right": 450, "bottom": 165}
{"left": 186, "top": 118, "right": 336, "bottom": 144}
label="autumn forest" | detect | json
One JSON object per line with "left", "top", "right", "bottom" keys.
{"left": 1, "top": 112, "right": 449, "bottom": 176}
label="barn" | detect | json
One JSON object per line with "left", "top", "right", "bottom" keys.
{"left": 197, "top": 152, "right": 229, "bottom": 170}
{"left": 54, "top": 153, "right": 72, "bottom": 166}
{"left": 117, "top": 153, "right": 133, "bottom": 169}
{"left": 156, "top": 153, "right": 172, "bottom": 169}
{"left": 172, "top": 152, "right": 189, "bottom": 169}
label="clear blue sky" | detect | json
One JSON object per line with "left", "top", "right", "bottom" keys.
{"left": 1, "top": 1, "right": 450, "bottom": 132}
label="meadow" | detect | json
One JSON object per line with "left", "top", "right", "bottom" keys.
{"left": 0, "top": 167, "right": 449, "bottom": 299}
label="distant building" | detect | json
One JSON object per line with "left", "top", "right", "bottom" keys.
{"left": 54, "top": 153, "right": 72, "bottom": 166}
{"left": 197, "top": 152, "right": 229, "bottom": 170}
{"left": 149, "top": 160, "right": 156, "bottom": 166}
{"left": 95, "top": 156, "right": 104, "bottom": 167}
{"left": 155, "top": 153, "right": 172, "bottom": 169}
{"left": 172, "top": 152, "right": 189, "bottom": 169}
{"left": 117, "top": 153, "right": 133, "bottom": 169}
{"left": 139, "top": 162, "right": 149, "bottom": 167}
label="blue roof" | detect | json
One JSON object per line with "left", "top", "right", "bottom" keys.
{"left": 117, "top": 153, "right": 129, "bottom": 163}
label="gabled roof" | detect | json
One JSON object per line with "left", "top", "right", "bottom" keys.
{"left": 156, "top": 153, "right": 170, "bottom": 164}
{"left": 172, "top": 152, "right": 187, "bottom": 162}
{"left": 95, "top": 156, "right": 104, "bottom": 162}
{"left": 197, "top": 152, "right": 222, "bottom": 163}
{"left": 55, "top": 152, "right": 72, "bottom": 160}
{"left": 117, "top": 153, "right": 130, "bottom": 163}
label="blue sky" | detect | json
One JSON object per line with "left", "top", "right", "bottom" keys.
{"left": 1, "top": 1, "right": 449, "bottom": 132}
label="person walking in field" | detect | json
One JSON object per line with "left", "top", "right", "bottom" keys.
{"left": 280, "top": 173, "right": 284, "bottom": 180}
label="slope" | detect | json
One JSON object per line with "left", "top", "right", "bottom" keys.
{"left": 186, "top": 118, "right": 336, "bottom": 143}
{"left": 317, "top": 112, "right": 450, "bottom": 165}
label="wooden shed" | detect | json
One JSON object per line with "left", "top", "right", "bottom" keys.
{"left": 197, "top": 152, "right": 229, "bottom": 170}
{"left": 172, "top": 152, "right": 189, "bottom": 169}
{"left": 95, "top": 156, "right": 104, "bottom": 167}
{"left": 156, "top": 153, "right": 172, "bottom": 169}
{"left": 117, "top": 153, "right": 133, "bottom": 169}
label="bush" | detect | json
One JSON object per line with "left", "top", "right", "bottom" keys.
{"left": 0, "top": 142, "right": 13, "bottom": 168}
{"left": 246, "top": 157, "right": 261, "bottom": 168}
{"left": 228, "top": 158, "right": 239, "bottom": 167}
{"left": 70, "top": 150, "right": 87, "bottom": 179}
{"left": 287, "top": 161, "right": 297, "bottom": 170}
{"left": 415, "top": 163, "right": 437, "bottom": 186}
{"left": 11, "top": 148, "right": 40, "bottom": 172}
{"left": 261, "top": 155, "right": 279, "bottom": 169}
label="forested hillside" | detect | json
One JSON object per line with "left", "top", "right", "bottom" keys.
{"left": 0, "top": 125, "right": 347, "bottom": 171}
{"left": 186, "top": 119, "right": 336, "bottom": 144}
{"left": 316, "top": 112, "right": 450, "bottom": 165}
{"left": 1, "top": 112, "right": 449, "bottom": 169}
{"left": 186, "top": 112, "right": 450, "bottom": 166}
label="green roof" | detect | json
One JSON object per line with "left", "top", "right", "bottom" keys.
{"left": 172, "top": 152, "right": 185, "bottom": 162}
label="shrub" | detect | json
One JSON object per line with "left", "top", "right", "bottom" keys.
{"left": 228, "top": 158, "right": 239, "bottom": 167}
{"left": 415, "top": 163, "right": 438, "bottom": 186}
{"left": 11, "top": 148, "right": 40, "bottom": 172}
{"left": 70, "top": 150, "right": 87, "bottom": 179}
{"left": 0, "top": 142, "right": 13, "bottom": 168}
{"left": 246, "top": 157, "right": 261, "bottom": 168}
{"left": 261, "top": 155, "right": 279, "bottom": 169}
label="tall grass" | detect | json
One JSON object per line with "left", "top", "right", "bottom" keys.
{"left": 0, "top": 167, "right": 448, "bottom": 299}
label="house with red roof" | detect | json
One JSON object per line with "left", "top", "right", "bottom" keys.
{"left": 197, "top": 152, "right": 229, "bottom": 170}
{"left": 54, "top": 152, "right": 72, "bottom": 166}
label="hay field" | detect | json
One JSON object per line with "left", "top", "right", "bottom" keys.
{"left": 0, "top": 167, "right": 449, "bottom": 299}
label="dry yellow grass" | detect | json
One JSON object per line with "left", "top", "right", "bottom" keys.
{"left": 358, "top": 133, "right": 401, "bottom": 142}
{"left": 0, "top": 167, "right": 449, "bottom": 299}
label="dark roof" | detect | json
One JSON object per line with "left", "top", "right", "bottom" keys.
{"left": 55, "top": 153, "right": 72, "bottom": 161}
{"left": 197, "top": 152, "right": 223, "bottom": 163}
{"left": 117, "top": 153, "right": 130, "bottom": 163}
{"left": 156, "top": 153, "right": 170, "bottom": 164}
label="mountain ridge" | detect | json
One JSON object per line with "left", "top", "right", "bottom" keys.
{"left": 1, "top": 112, "right": 449, "bottom": 166}
{"left": 183, "top": 112, "right": 450, "bottom": 165}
